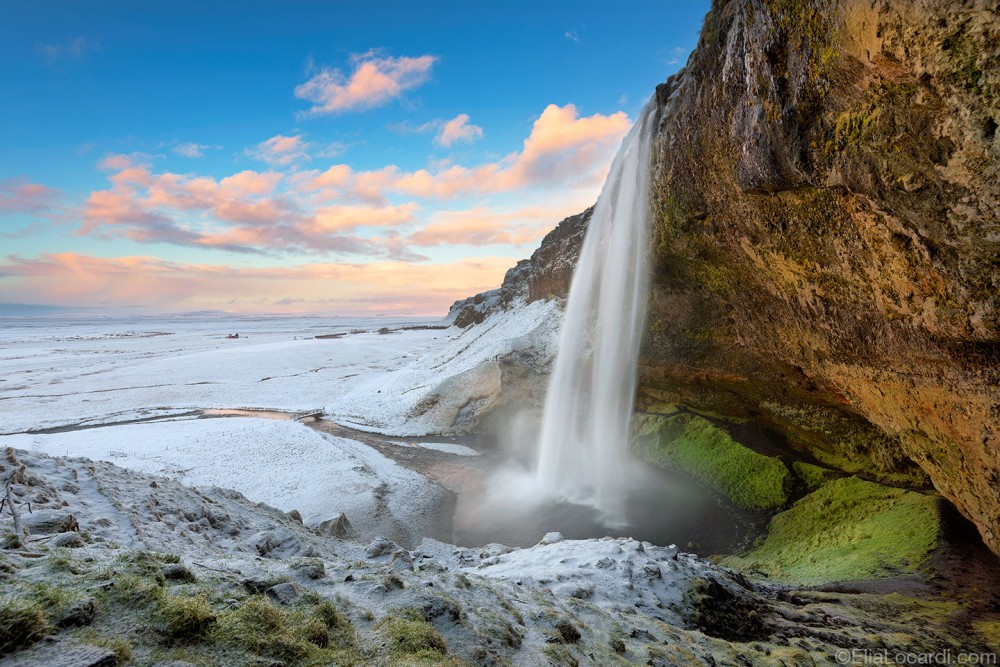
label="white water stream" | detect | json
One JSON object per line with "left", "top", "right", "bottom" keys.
{"left": 535, "top": 99, "right": 657, "bottom": 524}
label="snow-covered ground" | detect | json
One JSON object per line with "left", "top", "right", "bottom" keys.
{"left": 0, "top": 309, "right": 559, "bottom": 545}
{"left": 0, "top": 315, "right": 446, "bottom": 434}
{"left": 328, "top": 298, "right": 560, "bottom": 435}
{"left": 1, "top": 417, "right": 449, "bottom": 545}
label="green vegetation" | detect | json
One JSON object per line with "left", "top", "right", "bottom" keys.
{"left": 791, "top": 461, "right": 839, "bottom": 492}
{"left": 0, "top": 595, "right": 51, "bottom": 655}
{"left": 159, "top": 593, "right": 215, "bottom": 642}
{"left": 375, "top": 609, "right": 449, "bottom": 663}
{"left": 632, "top": 414, "right": 793, "bottom": 511}
{"left": 723, "top": 476, "right": 939, "bottom": 584}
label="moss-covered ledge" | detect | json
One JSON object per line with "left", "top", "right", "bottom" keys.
{"left": 631, "top": 413, "right": 793, "bottom": 512}
{"left": 721, "top": 475, "right": 939, "bottom": 585}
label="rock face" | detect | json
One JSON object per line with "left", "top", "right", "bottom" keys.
{"left": 446, "top": 208, "right": 590, "bottom": 327}
{"left": 641, "top": 0, "right": 999, "bottom": 553}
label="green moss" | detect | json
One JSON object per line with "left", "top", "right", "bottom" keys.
{"left": 722, "top": 476, "right": 939, "bottom": 584}
{"left": 791, "top": 461, "right": 839, "bottom": 492}
{"left": 974, "top": 619, "right": 1000, "bottom": 654}
{"left": 632, "top": 414, "right": 793, "bottom": 511}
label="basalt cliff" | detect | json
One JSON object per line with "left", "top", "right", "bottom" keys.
{"left": 452, "top": 0, "right": 1000, "bottom": 557}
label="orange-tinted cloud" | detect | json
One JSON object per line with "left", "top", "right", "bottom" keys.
{"left": 296, "top": 104, "right": 630, "bottom": 201}
{"left": 0, "top": 252, "right": 513, "bottom": 315}
{"left": 295, "top": 52, "right": 437, "bottom": 115}
{"left": 435, "top": 114, "right": 483, "bottom": 147}
{"left": 310, "top": 203, "right": 419, "bottom": 233}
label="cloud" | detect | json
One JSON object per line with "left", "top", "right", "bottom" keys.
{"left": 173, "top": 143, "right": 214, "bottom": 158}
{"left": 249, "top": 134, "right": 311, "bottom": 166}
{"left": 564, "top": 31, "right": 581, "bottom": 43}
{"left": 310, "top": 203, "right": 418, "bottom": 233}
{"left": 0, "top": 253, "right": 514, "bottom": 316}
{"left": 36, "top": 37, "right": 97, "bottom": 63}
{"left": 79, "top": 159, "right": 424, "bottom": 257}
{"left": 297, "top": 104, "right": 630, "bottom": 201}
{"left": 435, "top": 114, "right": 483, "bottom": 147}
{"left": 0, "top": 178, "right": 61, "bottom": 214}
{"left": 295, "top": 52, "right": 437, "bottom": 115}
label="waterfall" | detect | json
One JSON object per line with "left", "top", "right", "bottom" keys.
{"left": 535, "top": 99, "right": 656, "bottom": 525}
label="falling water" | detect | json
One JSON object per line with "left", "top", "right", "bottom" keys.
{"left": 535, "top": 99, "right": 657, "bottom": 525}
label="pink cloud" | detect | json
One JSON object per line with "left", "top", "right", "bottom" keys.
{"left": 249, "top": 134, "right": 311, "bottom": 166}
{"left": 435, "top": 114, "right": 483, "bottom": 147}
{"left": 295, "top": 52, "right": 437, "bottom": 115}
{"left": 310, "top": 203, "right": 418, "bottom": 232}
{"left": 0, "top": 178, "right": 61, "bottom": 214}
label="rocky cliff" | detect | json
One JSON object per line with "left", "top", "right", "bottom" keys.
{"left": 641, "top": 0, "right": 999, "bottom": 555}
{"left": 457, "top": 0, "right": 1000, "bottom": 556}
{"left": 446, "top": 208, "right": 590, "bottom": 328}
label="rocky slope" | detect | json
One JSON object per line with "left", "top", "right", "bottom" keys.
{"left": 455, "top": 0, "right": 999, "bottom": 557}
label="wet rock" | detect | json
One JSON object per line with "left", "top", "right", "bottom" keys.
{"left": 286, "top": 509, "right": 303, "bottom": 524}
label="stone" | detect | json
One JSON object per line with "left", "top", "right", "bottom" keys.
{"left": 388, "top": 549, "right": 413, "bottom": 571}
{"left": 265, "top": 582, "right": 305, "bottom": 606}
{"left": 51, "top": 532, "right": 84, "bottom": 548}
{"left": 22, "top": 510, "right": 78, "bottom": 535}
{"left": 364, "top": 536, "right": 400, "bottom": 559}
{"left": 315, "top": 512, "right": 354, "bottom": 539}
{"left": 289, "top": 558, "right": 325, "bottom": 580}
{"left": 56, "top": 598, "right": 96, "bottom": 628}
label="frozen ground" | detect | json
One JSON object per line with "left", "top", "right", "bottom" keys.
{"left": 1, "top": 417, "right": 450, "bottom": 546}
{"left": 0, "top": 315, "right": 446, "bottom": 434}
{"left": 0, "top": 310, "right": 558, "bottom": 545}
{"left": 327, "top": 298, "right": 560, "bottom": 435}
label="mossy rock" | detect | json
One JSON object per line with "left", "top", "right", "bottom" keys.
{"left": 722, "top": 476, "right": 939, "bottom": 584}
{"left": 632, "top": 413, "right": 793, "bottom": 511}
{"left": 791, "top": 461, "right": 839, "bottom": 492}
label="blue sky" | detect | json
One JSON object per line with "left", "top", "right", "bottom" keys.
{"left": 0, "top": 1, "right": 709, "bottom": 315}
